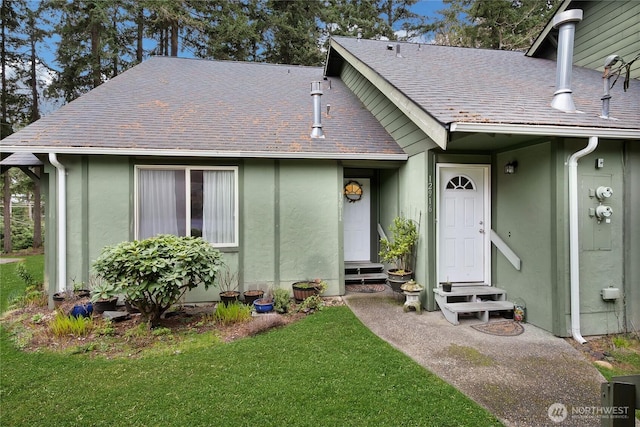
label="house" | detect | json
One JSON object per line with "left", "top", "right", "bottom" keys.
{"left": 1, "top": 0, "right": 638, "bottom": 340}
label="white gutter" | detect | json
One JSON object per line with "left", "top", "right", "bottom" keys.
{"left": 449, "top": 122, "right": 640, "bottom": 139}
{"left": 567, "top": 136, "right": 598, "bottom": 344}
{"left": 48, "top": 153, "right": 67, "bottom": 294}
{"left": 1, "top": 146, "right": 409, "bottom": 161}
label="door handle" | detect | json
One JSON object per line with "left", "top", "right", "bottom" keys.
{"left": 479, "top": 229, "right": 484, "bottom": 234}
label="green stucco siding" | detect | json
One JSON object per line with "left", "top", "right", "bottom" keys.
{"left": 44, "top": 156, "right": 344, "bottom": 301}
{"left": 278, "top": 160, "right": 342, "bottom": 295}
{"left": 569, "top": 140, "right": 626, "bottom": 335}
{"left": 495, "top": 144, "right": 554, "bottom": 332}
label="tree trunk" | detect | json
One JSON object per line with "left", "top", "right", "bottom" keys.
{"left": 3, "top": 172, "right": 11, "bottom": 253}
{"left": 136, "top": 6, "right": 143, "bottom": 62}
{"left": 170, "top": 21, "right": 178, "bottom": 57}
{"left": 29, "top": 26, "right": 40, "bottom": 123}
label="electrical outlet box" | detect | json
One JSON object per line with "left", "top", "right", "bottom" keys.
{"left": 595, "top": 158, "right": 604, "bottom": 169}
{"left": 601, "top": 287, "right": 621, "bottom": 300}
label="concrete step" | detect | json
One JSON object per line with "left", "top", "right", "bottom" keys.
{"left": 443, "top": 300, "right": 514, "bottom": 313}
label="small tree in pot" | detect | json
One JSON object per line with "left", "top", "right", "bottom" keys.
{"left": 379, "top": 216, "right": 419, "bottom": 292}
{"left": 93, "top": 235, "right": 223, "bottom": 328}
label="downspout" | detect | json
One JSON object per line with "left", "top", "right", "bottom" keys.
{"left": 48, "top": 153, "right": 67, "bottom": 293}
{"left": 567, "top": 136, "right": 598, "bottom": 344}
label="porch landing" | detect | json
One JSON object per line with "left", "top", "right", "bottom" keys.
{"left": 434, "top": 285, "right": 514, "bottom": 325}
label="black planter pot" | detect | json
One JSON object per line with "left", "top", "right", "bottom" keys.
{"left": 220, "top": 291, "right": 240, "bottom": 306}
{"left": 93, "top": 297, "right": 118, "bottom": 314}
{"left": 53, "top": 292, "right": 66, "bottom": 309}
{"left": 387, "top": 269, "right": 413, "bottom": 294}
{"left": 243, "top": 290, "right": 264, "bottom": 306}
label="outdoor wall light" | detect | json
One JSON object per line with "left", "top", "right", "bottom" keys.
{"left": 504, "top": 161, "right": 518, "bottom": 174}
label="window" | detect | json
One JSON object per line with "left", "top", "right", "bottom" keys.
{"left": 135, "top": 166, "right": 238, "bottom": 247}
{"left": 446, "top": 175, "right": 475, "bottom": 190}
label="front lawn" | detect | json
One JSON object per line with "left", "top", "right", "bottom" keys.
{"left": 0, "top": 256, "right": 502, "bottom": 426}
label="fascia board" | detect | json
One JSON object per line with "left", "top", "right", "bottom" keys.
{"left": 330, "top": 41, "right": 448, "bottom": 149}
{"left": 0, "top": 145, "right": 409, "bottom": 161}
{"left": 450, "top": 122, "right": 640, "bottom": 139}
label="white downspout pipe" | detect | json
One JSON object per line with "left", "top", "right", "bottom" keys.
{"left": 567, "top": 136, "right": 598, "bottom": 344}
{"left": 48, "top": 153, "right": 67, "bottom": 293}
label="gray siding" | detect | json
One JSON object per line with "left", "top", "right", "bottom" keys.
{"left": 573, "top": 1, "right": 640, "bottom": 79}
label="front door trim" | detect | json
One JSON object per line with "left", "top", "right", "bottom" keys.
{"left": 435, "top": 163, "right": 491, "bottom": 285}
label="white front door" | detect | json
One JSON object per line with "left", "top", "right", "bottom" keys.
{"left": 343, "top": 178, "right": 370, "bottom": 261}
{"left": 437, "top": 165, "right": 490, "bottom": 284}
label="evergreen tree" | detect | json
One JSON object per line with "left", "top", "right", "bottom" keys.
{"left": 378, "top": 0, "right": 419, "bottom": 40}
{"left": 183, "top": 0, "right": 266, "bottom": 61}
{"left": 323, "top": 0, "right": 390, "bottom": 40}
{"left": 264, "top": 0, "right": 324, "bottom": 66}
{"left": 426, "top": 0, "right": 559, "bottom": 50}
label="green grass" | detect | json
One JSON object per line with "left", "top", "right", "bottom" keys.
{"left": 0, "top": 256, "right": 502, "bottom": 426}
{"left": 0, "top": 255, "right": 45, "bottom": 312}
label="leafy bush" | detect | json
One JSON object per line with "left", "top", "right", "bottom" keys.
{"left": 92, "top": 235, "right": 223, "bottom": 327}
{"left": 379, "top": 216, "right": 418, "bottom": 273}
{"left": 273, "top": 288, "right": 291, "bottom": 314}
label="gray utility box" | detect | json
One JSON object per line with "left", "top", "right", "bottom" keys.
{"left": 601, "top": 375, "right": 639, "bottom": 427}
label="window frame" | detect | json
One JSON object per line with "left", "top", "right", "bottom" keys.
{"left": 134, "top": 165, "right": 239, "bottom": 248}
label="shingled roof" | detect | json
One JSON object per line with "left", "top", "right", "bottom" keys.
{"left": 328, "top": 36, "right": 639, "bottom": 137}
{"left": 1, "top": 57, "right": 406, "bottom": 160}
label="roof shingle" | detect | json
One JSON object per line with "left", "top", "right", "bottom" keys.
{"left": 1, "top": 57, "right": 405, "bottom": 159}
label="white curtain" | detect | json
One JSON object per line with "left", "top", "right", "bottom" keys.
{"left": 202, "top": 170, "right": 235, "bottom": 244}
{"left": 139, "top": 170, "right": 179, "bottom": 238}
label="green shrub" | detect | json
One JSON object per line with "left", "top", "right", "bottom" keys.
{"left": 273, "top": 288, "right": 291, "bottom": 314}
{"left": 48, "top": 311, "right": 94, "bottom": 337}
{"left": 213, "top": 302, "right": 251, "bottom": 325}
{"left": 93, "top": 235, "right": 223, "bottom": 327}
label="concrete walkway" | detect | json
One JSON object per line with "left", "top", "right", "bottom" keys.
{"left": 344, "top": 288, "right": 607, "bottom": 427}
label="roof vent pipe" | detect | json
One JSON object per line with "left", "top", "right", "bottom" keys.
{"left": 551, "top": 9, "right": 583, "bottom": 112}
{"left": 396, "top": 44, "right": 402, "bottom": 58}
{"left": 600, "top": 54, "right": 622, "bottom": 119}
{"left": 310, "top": 81, "right": 324, "bottom": 139}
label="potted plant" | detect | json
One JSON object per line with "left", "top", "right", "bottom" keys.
{"left": 243, "top": 289, "right": 264, "bottom": 306}
{"left": 72, "top": 280, "right": 90, "bottom": 299}
{"left": 379, "top": 216, "right": 419, "bottom": 293}
{"left": 273, "top": 288, "right": 291, "bottom": 313}
{"left": 254, "top": 289, "right": 274, "bottom": 313}
{"left": 90, "top": 280, "right": 119, "bottom": 314}
{"left": 291, "top": 279, "right": 327, "bottom": 302}
{"left": 217, "top": 266, "right": 240, "bottom": 306}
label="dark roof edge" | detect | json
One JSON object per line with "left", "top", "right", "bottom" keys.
{"left": 0, "top": 146, "right": 409, "bottom": 161}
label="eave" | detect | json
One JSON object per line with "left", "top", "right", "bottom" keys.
{"left": 450, "top": 122, "right": 640, "bottom": 140}
{"left": 0, "top": 145, "right": 409, "bottom": 161}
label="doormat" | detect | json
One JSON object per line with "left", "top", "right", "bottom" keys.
{"left": 471, "top": 321, "right": 524, "bottom": 336}
{"left": 346, "top": 284, "right": 387, "bottom": 293}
